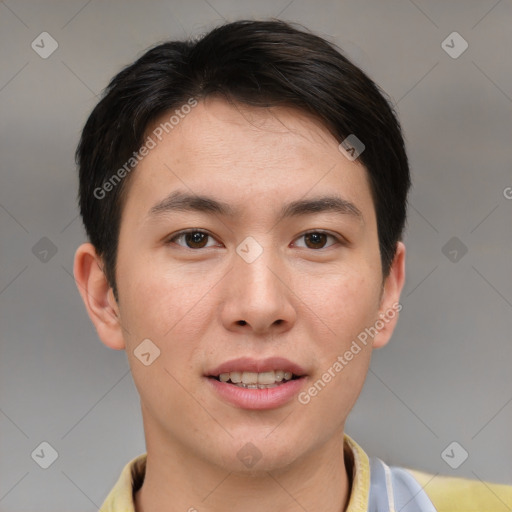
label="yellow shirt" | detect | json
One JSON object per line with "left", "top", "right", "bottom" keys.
{"left": 100, "top": 434, "right": 512, "bottom": 511}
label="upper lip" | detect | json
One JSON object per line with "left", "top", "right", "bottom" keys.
{"left": 207, "top": 357, "right": 307, "bottom": 377}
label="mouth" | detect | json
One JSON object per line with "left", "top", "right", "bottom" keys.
{"left": 205, "top": 357, "right": 308, "bottom": 410}
{"left": 208, "top": 370, "right": 303, "bottom": 389}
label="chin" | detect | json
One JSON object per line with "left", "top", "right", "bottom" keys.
{"left": 221, "top": 436, "right": 303, "bottom": 474}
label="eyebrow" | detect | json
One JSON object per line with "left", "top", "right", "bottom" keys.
{"left": 148, "top": 190, "right": 362, "bottom": 222}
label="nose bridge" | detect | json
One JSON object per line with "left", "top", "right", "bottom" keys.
{"left": 235, "top": 236, "right": 281, "bottom": 298}
{"left": 222, "top": 235, "right": 295, "bottom": 332}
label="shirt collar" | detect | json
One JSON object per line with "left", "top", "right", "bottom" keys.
{"left": 99, "top": 433, "right": 371, "bottom": 512}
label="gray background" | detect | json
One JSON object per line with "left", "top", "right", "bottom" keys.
{"left": 1, "top": 0, "right": 511, "bottom": 510}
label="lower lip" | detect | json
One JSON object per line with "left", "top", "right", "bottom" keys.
{"left": 206, "top": 377, "right": 306, "bottom": 410}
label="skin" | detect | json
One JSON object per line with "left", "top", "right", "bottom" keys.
{"left": 74, "top": 97, "right": 405, "bottom": 512}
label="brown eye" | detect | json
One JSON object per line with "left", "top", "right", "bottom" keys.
{"left": 294, "top": 231, "right": 339, "bottom": 250}
{"left": 167, "top": 230, "right": 218, "bottom": 249}
{"left": 304, "top": 232, "right": 328, "bottom": 249}
{"left": 184, "top": 231, "right": 209, "bottom": 248}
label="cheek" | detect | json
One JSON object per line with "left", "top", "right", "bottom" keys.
{"left": 299, "top": 266, "right": 381, "bottom": 347}
{"left": 118, "top": 265, "right": 214, "bottom": 423}
{"left": 118, "top": 255, "right": 212, "bottom": 338}
{"left": 117, "top": 258, "right": 224, "bottom": 397}
{"left": 294, "top": 266, "right": 380, "bottom": 407}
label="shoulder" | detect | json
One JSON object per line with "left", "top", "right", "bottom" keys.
{"left": 407, "top": 467, "right": 512, "bottom": 512}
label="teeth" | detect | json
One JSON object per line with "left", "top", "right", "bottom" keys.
{"left": 216, "top": 370, "right": 296, "bottom": 385}
{"left": 235, "top": 382, "right": 279, "bottom": 389}
{"left": 258, "top": 371, "right": 276, "bottom": 385}
{"left": 230, "top": 371, "right": 242, "bottom": 383}
{"left": 242, "top": 372, "right": 258, "bottom": 385}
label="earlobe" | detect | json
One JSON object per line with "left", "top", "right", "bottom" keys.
{"left": 73, "top": 243, "right": 126, "bottom": 350}
{"left": 372, "top": 241, "right": 406, "bottom": 349}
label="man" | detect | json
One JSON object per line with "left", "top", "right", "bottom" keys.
{"left": 73, "top": 19, "right": 511, "bottom": 512}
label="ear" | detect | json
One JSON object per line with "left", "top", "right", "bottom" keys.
{"left": 372, "top": 241, "right": 406, "bottom": 349}
{"left": 73, "top": 243, "right": 125, "bottom": 350}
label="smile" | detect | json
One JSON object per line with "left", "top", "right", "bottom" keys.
{"left": 214, "top": 370, "right": 298, "bottom": 388}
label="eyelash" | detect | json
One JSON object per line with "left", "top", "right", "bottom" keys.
{"left": 165, "top": 229, "right": 344, "bottom": 250}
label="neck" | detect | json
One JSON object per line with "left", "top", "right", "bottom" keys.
{"left": 134, "top": 429, "right": 352, "bottom": 512}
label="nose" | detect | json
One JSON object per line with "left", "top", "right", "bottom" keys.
{"left": 220, "top": 244, "right": 297, "bottom": 336}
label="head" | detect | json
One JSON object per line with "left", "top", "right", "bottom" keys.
{"left": 74, "top": 19, "right": 409, "bottom": 473}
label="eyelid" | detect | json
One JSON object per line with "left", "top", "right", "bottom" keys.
{"left": 165, "top": 228, "right": 347, "bottom": 250}
{"left": 165, "top": 228, "right": 222, "bottom": 248}
{"left": 291, "top": 229, "right": 346, "bottom": 249}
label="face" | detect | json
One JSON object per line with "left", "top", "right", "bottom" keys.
{"left": 78, "top": 97, "right": 405, "bottom": 473}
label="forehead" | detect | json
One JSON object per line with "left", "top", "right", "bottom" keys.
{"left": 122, "top": 97, "right": 374, "bottom": 221}
{"left": 151, "top": 98, "right": 341, "bottom": 168}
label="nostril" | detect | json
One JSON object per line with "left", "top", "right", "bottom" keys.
{"left": 237, "top": 320, "right": 247, "bottom": 325}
